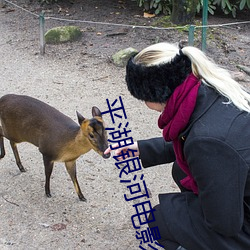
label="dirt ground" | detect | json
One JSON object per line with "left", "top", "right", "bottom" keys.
{"left": 0, "top": 0, "right": 249, "bottom": 249}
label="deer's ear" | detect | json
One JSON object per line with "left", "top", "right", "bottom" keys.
{"left": 92, "top": 106, "right": 102, "bottom": 117}
{"left": 76, "top": 111, "right": 85, "bottom": 125}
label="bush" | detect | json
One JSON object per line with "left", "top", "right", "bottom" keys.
{"left": 134, "top": 0, "right": 172, "bottom": 15}
{"left": 135, "top": 0, "right": 250, "bottom": 18}
{"left": 212, "top": 0, "right": 250, "bottom": 17}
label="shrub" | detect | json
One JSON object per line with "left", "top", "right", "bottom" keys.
{"left": 135, "top": 0, "right": 250, "bottom": 17}
{"left": 134, "top": 0, "right": 172, "bottom": 15}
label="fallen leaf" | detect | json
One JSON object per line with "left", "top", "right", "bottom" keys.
{"left": 143, "top": 12, "right": 155, "bottom": 18}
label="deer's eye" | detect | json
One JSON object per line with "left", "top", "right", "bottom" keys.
{"left": 89, "top": 133, "right": 94, "bottom": 139}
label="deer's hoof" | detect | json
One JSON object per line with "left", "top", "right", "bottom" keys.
{"left": 79, "top": 196, "right": 87, "bottom": 202}
{"left": 46, "top": 193, "right": 52, "bottom": 198}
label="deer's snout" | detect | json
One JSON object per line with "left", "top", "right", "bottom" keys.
{"left": 102, "top": 152, "right": 111, "bottom": 159}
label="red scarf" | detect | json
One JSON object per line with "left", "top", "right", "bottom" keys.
{"left": 158, "top": 73, "right": 200, "bottom": 194}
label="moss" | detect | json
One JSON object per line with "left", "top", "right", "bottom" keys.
{"left": 112, "top": 48, "right": 138, "bottom": 67}
{"left": 152, "top": 16, "right": 199, "bottom": 32}
{"left": 152, "top": 16, "right": 172, "bottom": 27}
{"left": 45, "top": 26, "right": 82, "bottom": 44}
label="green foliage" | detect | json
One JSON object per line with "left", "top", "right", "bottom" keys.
{"left": 134, "top": 0, "right": 172, "bottom": 15}
{"left": 197, "top": 0, "right": 216, "bottom": 15}
{"left": 213, "top": 0, "right": 238, "bottom": 17}
{"left": 239, "top": 0, "right": 250, "bottom": 9}
{"left": 134, "top": 0, "right": 250, "bottom": 18}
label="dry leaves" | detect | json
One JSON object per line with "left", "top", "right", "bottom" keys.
{"left": 143, "top": 12, "right": 156, "bottom": 18}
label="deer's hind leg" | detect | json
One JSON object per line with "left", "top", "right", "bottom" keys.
{"left": 0, "top": 126, "right": 5, "bottom": 159}
{"left": 65, "top": 161, "right": 86, "bottom": 202}
{"left": 43, "top": 155, "right": 54, "bottom": 198}
{"left": 10, "top": 141, "right": 26, "bottom": 172}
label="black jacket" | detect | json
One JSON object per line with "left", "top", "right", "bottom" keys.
{"left": 138, "top": 84, "right": 250, "bottom": 249}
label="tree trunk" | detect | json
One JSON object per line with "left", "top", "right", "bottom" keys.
{"left": 171, "top": 0, "right": 198, "bottom": 25}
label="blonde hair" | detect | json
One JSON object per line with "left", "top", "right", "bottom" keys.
{"left": 134, "top": 42, "right": 250, "bottom": 113}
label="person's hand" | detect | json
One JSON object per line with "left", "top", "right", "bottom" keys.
{"left": 104, "top": 142, "right": 139, "bottom": 160}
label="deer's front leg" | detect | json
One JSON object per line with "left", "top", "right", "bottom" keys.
{"left": 65, "top": 160, "right": 86, "bottom": 202}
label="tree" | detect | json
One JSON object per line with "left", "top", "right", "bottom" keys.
{"left": 171, "top": 0, "right": 199, "bottom": 25}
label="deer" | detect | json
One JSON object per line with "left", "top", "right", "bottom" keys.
{"left": 0, "top": 94, "right": 111, "bottom": 201}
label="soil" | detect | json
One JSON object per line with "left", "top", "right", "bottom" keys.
{"left": 0, "top": 0, "right": 249, "bottom": 250}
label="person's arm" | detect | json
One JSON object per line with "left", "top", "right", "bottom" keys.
{"left": 104, "top": 137, "right": 175, "bottom": 168}
{"left": 138, "top": 137, "right": 175, "bottom": 168}
{"left": 185, "top": 137, "right": 248, "bottom": 236}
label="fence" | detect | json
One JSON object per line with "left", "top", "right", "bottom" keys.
{"left": 2, "top": 0, "right": 250, "bottom": 55}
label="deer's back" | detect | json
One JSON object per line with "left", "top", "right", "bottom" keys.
{"left": 0, "top": 94, "right": 79, "bottom": 148}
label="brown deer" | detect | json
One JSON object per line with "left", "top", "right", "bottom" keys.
{"left": 0, "top": 94, "right": 110, "bottom": 201}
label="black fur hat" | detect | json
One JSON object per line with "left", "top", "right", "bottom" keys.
{"left": 125, "top": 52, "right": 192, "bottom": 103}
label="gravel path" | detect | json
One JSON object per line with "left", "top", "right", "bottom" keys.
{"left": 0, "top": 4, "right": 176, "bottom": 250}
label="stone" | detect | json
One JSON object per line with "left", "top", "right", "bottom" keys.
{"left": 0, "top": 0, "right": 6, "bottom": 8}
{"left": 112, "top": 47, "right": 138, "bottom": 67}
{"left": 44, "top": 26, "right": 82, "bottom": 44}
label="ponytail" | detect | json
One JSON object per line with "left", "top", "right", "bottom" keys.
{"left": 133, "top": 42, "right": 250, "bottom": 112}
{"left": 182, "top": 46, "right": 250, "bottom": 112}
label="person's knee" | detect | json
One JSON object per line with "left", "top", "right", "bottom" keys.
{"left": 148, "top": 204, "right": 160, "bottom": 229}
{"left": 148, "top": 204, "right": 180, "bottom": 250}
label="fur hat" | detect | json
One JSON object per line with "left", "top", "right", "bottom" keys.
{"left": 125, "top": 52, "right": 192, "bottom": 103}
